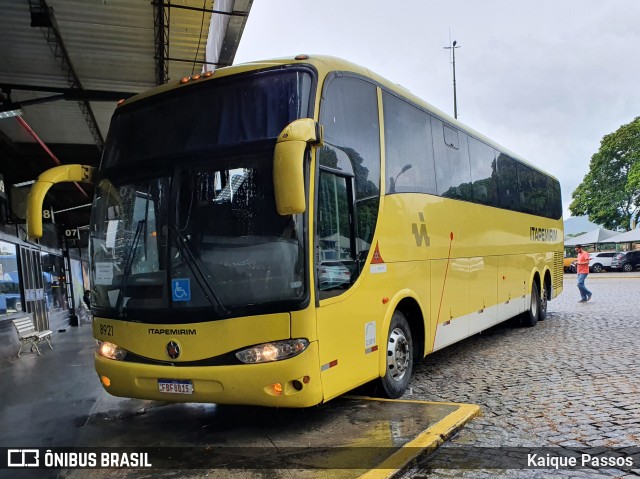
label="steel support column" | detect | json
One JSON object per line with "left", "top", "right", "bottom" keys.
{"left": 153, "top": 0, "right": 170, "bottom": 85}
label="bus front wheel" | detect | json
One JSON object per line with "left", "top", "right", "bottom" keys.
{"left": 380, "top": 311, "right": 413, "bottom": 399}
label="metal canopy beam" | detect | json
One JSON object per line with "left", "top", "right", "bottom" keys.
{"left": 218, "top": 0, "right": 254, "bottom": 67}
{"left": 0, "top": 83, "right": 138, "bottom": 102}
{"left": 153, "top": 56, "right": 227, "bottom": 67}
{"left": 28, "top": 0, "right": 105, "bottom": 150}
{"left": 151, "top": 1, "right": 248, "bottom": 17}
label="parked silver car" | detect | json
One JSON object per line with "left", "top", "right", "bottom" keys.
{"left": 611, "top": 250, "right": 640, "bottom": 272}
{"left": 318, "top": 261, "right": 351, "bottom": 289}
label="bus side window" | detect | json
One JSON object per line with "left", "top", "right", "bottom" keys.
{"left": 547, "top": 177, "right": 562, "bottom": 219}
{"left": 382, "top": 91, "right": 436, "bottom": 195}
{"left": 468, "top": 137, "right": 499, "bottom": 207}
{"left": 318, "top": 75, "right": 381, "bottom": 296}
{"left": 316, "top": 171, "right": 355, "bottom": 296}
{"left": 496, "top": 154, "right": 520, "bottom": 211}
{"left": 432, "top": 119, "right": 472, "bottom": 201}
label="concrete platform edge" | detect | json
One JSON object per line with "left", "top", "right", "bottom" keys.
{"left": 354, "top": 398, "right": 481, "bottom": 479}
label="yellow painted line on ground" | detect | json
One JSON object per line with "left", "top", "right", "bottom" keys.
{"left": 353, "top": 398, "right": 481, "bottom": 479}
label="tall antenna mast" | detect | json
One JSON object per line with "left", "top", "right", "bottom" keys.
{"left": 443, "top": 35, "right": 461, "bottom": 119}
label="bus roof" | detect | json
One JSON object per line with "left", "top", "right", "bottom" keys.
{"left": 118, "top": 54, "right": 556, "bottom": 181}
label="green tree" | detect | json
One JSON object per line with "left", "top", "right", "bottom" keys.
{"left": 570, "top": 117, "right": 640, "bottom": 231}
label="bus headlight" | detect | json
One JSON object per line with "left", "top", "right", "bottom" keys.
{"left": 235, "top": 339, "right": 309, "bottom": 364}
{"left": 96, "top": 340, "right": 128, "bottom": 361}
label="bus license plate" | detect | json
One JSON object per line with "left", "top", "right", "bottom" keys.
{"left": 158, "top": 379, "right": 193, "bottom": 395}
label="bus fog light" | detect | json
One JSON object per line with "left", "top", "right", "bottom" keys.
{"left": 235, "top": 339, "right": 309, "bottom": 364}
{"left": 96, "top": 340, "right": 128, "bottom": 361}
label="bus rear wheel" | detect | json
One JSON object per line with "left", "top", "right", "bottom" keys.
{"left": 380, "top": 311, "right": 413, "bottom": 399}
{"left": 522, "top": 282, "right": 540, "bottom": 327}
{"left": 539, "top": 281, "right": 549, "bottom": 321}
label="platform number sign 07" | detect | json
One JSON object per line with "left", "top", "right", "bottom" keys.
{"left": 65, "top": 228, "right": 80, "bottom": 239}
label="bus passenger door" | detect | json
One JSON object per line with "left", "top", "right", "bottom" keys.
{"left": 315, "top": 170, "right": 379, "bottom": 401}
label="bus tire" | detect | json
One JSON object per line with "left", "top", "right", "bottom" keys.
{"left": 522, "top": 282, "right": 540, "bottom": 327}
{"left": 380, "top": 311, "right": 413, "bottom": 399}
{"left": 539, "top": 281, "right": 549, "bottom": 321}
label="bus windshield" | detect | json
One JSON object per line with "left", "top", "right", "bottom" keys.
{"left": 90, "top": 151, "right": 306, "bottom": 322}
{"left": 101, "top": 68, "right": 313, "bottom": 169}
{"left": 89, "top": 68, "right": 313, "bottom": 322}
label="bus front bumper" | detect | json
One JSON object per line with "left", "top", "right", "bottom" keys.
{"left": 95, "top": 342, "right": 323, "bottom": 408}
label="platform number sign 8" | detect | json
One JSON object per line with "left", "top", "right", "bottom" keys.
{"left": 0, "top": 176, "right": 6, "bottom": 200}
{"left": 42, "top": 207, "right": 54, "bottom": 222}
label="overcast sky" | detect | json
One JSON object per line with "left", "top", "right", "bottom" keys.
{"left": 234, "top": 0, "right": 640, "bottom": 217}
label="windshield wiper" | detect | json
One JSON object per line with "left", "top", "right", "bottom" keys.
{"left": 115, "top": 219, "right": 145, "bottom": 315}
{"left": 171, "top": 225, "right": 229, "bottom": 317}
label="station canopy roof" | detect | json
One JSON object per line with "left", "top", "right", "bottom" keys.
{"left": 0, "top": 0, "right": 252, "bottom": 231}
{"left": 605, "top": 228, "right": 640, "bottom": 244}
{"left": 564, "top": 228, "right": 619, "bottom": 247}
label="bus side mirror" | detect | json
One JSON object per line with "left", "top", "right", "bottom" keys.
{"left": 273, "top": 118, "right": 323, "bottom": 215}
{"left": 27, "top": 164, "right": 95, "bottom": 239}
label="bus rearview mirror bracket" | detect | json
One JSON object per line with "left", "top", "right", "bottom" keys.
{"left": 273, "top": 118, "right": 322, "bottom": 216}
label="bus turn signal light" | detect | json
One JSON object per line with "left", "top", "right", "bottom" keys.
{"left": 100, "top": 376, "right": 111, "bottom": 387}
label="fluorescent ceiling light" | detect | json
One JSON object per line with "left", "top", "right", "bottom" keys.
{"left": 0, "top": 108, "right": 24, "bottom": 119}
{"left": 54, "top": 203, "right": 92, "bottom": 214}
{"left": 12, "top": 180, "right": 36, "bottom": 187}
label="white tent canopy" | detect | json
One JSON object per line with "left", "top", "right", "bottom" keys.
{"left": 564, "top": 228, "right": 619, "bottom": 246}
{"left": 605, "top": 229, "right": 640, "bottom": 244}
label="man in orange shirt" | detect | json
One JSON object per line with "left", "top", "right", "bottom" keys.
{"left": 574, "top": 244, "right": 592, "bottom": 302}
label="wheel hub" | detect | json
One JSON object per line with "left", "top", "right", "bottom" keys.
{"left": 387, "top": 327, "right": 410, "bottom": 382}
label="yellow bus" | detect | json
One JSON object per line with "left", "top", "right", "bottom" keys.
{"left": 27, "top": 55, "right": 563, "bottom": 407}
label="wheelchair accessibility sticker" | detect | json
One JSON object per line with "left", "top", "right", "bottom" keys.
{"left": 172, "top": 278, "right": 191, "bottom": 302}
